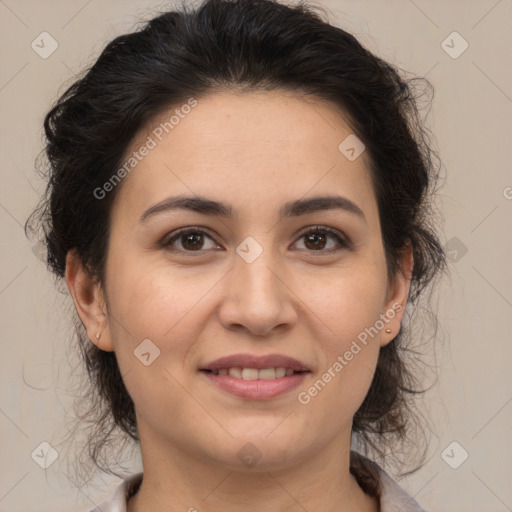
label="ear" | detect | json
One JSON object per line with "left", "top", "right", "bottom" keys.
{"left": 380, "top": 243, "right": 413, "bottom": 347}
{"left": 65, "top": 249, "right": 114, "bottom": 352}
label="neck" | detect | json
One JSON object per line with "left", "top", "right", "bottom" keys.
{"left": 127, "top": 425, "right": 379, "bottom": 512}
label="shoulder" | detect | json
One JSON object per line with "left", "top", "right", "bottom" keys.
{"left": 350, "top": 452, "right": 428, "bottom": 512}
{"left": 376, "top": 465, "right": 428, "bottom": 512}
{"left": 87, "top": 473, "right": 143, "bottom": 512}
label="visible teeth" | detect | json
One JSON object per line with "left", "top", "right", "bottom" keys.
{"left": 258, "top": 368, "right": 275, "bottom": 380}
{"left": 228, "top": 367, "right": 242, "bottom": 379}
{"left": 213, "top": 367, "right": 296, "bottom": 380}
{"left": 275, "top": 367, "right": 286, "bottom": 378}
{"left": 241, "top": 368, "right": 259, "bottom": 380}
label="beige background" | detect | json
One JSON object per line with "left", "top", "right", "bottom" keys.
{"left": 1, "top": 0, "right": 511, "bottom": 510}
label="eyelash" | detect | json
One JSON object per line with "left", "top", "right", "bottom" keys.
{"left": 161, "top": 225, "right": 350, "bottom": 255}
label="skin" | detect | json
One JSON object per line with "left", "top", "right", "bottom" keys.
{"left": 66, "top": 89, "right": 412, "bottom": 512}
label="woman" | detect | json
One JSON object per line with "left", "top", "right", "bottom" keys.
{"left": 28, "top": 0, "right": 446, "bottom": 510}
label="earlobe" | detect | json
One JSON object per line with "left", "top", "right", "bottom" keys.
{"left": 65, "top": 250, "right": 115, "bottom": 352}
{"left": 380, "top": 244, "right": 413, "bottom": 347}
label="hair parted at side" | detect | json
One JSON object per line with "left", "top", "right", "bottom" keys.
{"left": 26, "top": 0, "right": 446, "bottom": 495}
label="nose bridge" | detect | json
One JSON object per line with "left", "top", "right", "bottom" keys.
{"left": 217, "top": 237, "right": 297, "bottom": 334}
{"left": 234, "top": 240, "right": 283, "bottom": 303}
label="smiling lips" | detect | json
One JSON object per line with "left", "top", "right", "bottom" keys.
{"left": 211, "top": 367, "right": 296, "bottom": 379}
{"left": 200, "top": 353, "right": 311, "bottom": 400}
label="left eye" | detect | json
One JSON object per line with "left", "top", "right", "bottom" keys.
{"left": 293, "top": 226, "right": 348, "bottom": 252}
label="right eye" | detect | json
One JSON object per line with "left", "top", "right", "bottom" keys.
{"left": 161, "top": 227, "right": 221, "bottom": 253}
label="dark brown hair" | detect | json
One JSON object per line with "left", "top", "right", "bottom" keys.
{"left": 27, "top": 0, "right": 446, "bottom": 496}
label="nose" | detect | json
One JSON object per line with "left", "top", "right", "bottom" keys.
{"left": 217, "top": 248, "right": 298, "bottom": 337}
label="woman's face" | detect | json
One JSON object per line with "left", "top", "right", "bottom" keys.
{"left": 69, "top": 90, "right": 410, "bottom": 471}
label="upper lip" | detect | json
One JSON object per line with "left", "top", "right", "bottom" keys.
{"left": 200, "top": 353, "right": 311, "bottom": 372}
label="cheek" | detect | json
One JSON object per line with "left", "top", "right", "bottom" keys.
{"left": 302, "top": 262, "right": 388, "bottom": 347}
{"left": 106, "top": 258, "right": 212, "bottom": 341}
{"left": 103, "top": 264, "right": 205, "bottom": 418}
{"left": 298, "top": 271, "right": 385, "bottom": 429}
{"left": 295, "top": 261, "right": 387, "bottom": 412}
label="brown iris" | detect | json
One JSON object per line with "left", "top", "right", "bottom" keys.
{"left": 304, "top": 231, "right": 327, "bottom": 250}
{"left": 181, "top": 232, "right": 204, "bottom": 250}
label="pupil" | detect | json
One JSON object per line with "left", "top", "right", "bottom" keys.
{"left": 183, "top": 233, "right": 203, "bottom": 250}
{"left": 306, "top": 232, "right": 326, "bottom": 250}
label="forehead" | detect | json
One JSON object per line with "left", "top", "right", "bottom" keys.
{"left": 112, "top": 90, "right": 377, "bottom": 224}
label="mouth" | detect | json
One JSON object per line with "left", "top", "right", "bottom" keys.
{"left": 201, "top": 367, "right": 304, "bottom": 379}
{"left": 199, "top": 353, "right": 311, "bottom": 400}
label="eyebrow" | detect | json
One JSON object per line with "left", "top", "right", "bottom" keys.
{"left": 139, "top": 194, "right": 366, "bottom": 223}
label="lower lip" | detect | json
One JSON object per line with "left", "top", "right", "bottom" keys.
{"left": 201, "top": 371, "right": 309, "bottom": 400}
